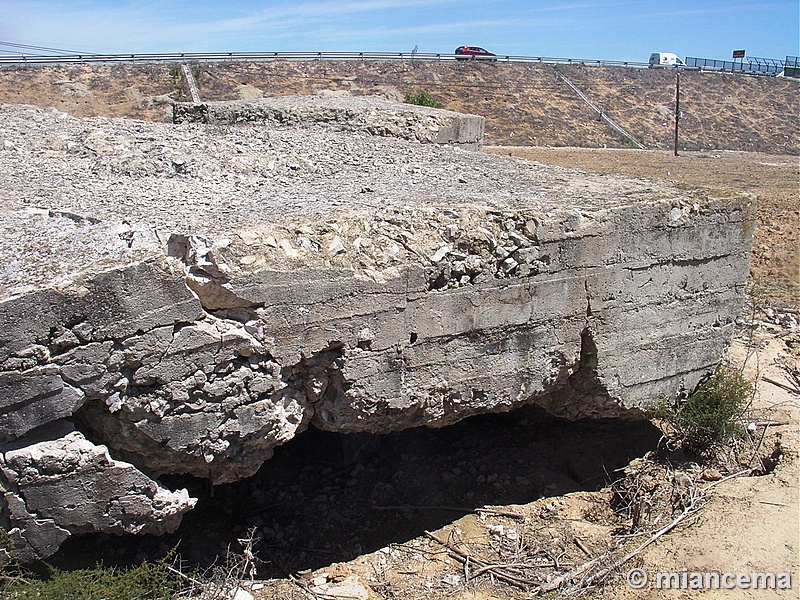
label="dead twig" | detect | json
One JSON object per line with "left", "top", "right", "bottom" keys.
{"left": 423, "top": 530, "right": 536, "bottom": 590}
{"left": 700, "top": 468, "right": 753, "bottom": 492}
{"left": 529, "top": 550, "right": 613, "bottom": 596}
{"left": 762, "top": 376, "right": 799, "bottom": 395}
{"left": 372, "top": 504, "right": 526, "bottom": 520}
{"left": 475, "top": 507, "right": 526, "bottom": 520}
{"left": 534, "top": 502, "right": 701, "bottom": 596}
{"left": 165, "top": 564, "right": 207, "bottom": 590}
{"left": 0, "top": 574, "right": 32, "bottom": 586}
{"left": 533, "top": 468, "right": 753, "bottom": 596}
{"left": 289, "top": 573, "right": 364, "bottom": 600}
{"left": 574, "top": 538, "right": 593, "bottom": 557}
{"left": 747, "top": 417, "right": 772, "bottom": 471}
{"left": 386, "top": 542, "right": 442, "bottom": 558}
{"left": 372, "top": 504, "right": 474, "bottom": 513}
{"left": 289, "top": 574, "right": 322, "bottom": 599}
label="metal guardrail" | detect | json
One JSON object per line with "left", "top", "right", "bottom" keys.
{"left": 0, "top": 50, "right": 650, "bottom": 69}
{"left": 2, "top": 50, "right": 792, "bottom": 79}
{"left": 784, "top": 56, "right": 800, "bottom": 79}
{"left": 685, "top": 55, "right": 788, "bottom": 76}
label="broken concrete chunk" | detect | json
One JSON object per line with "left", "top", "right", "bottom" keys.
{"left": 328, "top": 235, "right": 346, "bottom": 257}
{"left": 173, "top": 96, "right": 486, "bottom": 151}
{"left": 0, "top": 368, "right": 85, "bottom": 443}
{"left": 431, "top": 244, "right": 451, "bottom": 263}
{"left": 0, "top": 425, "right": 196, "bottom": 562}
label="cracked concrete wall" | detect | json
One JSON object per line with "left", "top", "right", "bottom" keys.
{"left": 0, "top": 100, "right": 754, "bottom": 560}
{"left": 0, "top": 421, "right": 195, "bottom": 563}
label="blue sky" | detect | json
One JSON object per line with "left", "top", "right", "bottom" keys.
{"left": 1, "top": 1, "right": 797, "bottom": 62}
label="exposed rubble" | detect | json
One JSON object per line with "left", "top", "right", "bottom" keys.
{"left": 0, "top": 98, "right": 754, "bottom": 560}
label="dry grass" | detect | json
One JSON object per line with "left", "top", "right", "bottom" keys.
{"left": 0, "top": 61, "right": 797, "bottom": 153}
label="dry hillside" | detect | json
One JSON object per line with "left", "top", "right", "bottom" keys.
{"left": 0, "top": 59, "right": 797, "bottom": 153}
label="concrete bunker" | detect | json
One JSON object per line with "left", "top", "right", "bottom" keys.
{"left": 0, "top": 99, "right": 754, "bottom": 562}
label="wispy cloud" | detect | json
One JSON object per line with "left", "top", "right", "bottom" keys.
{"left": 1, "top": 0, "right": 796, "bottom": 59}
{"left": 284, "top": 18, "right": 521, "bottom": 47}
{"left": 2, "top": 0, "right": 474, "bottom": 51}
{"left": 209, "top": 0, "right": 456, "bottom": 31}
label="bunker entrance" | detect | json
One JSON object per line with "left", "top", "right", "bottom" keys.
{"left": 49, "top": 406, "right": 661, "bottom": 578}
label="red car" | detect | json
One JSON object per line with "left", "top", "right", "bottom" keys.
{"left": 454, "top": 46, "right": 497, "bottom": 60}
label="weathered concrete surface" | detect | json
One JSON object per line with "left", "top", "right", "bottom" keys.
{"left": 173, "top": 95, "right": 486, "bottom": 150}
{"left": 0, "top": 421, "right": 196, "bottom": 562}
{"left": 0, "top": 100, "right": 754, "bottom": 559}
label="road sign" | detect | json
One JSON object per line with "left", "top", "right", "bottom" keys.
{"left": 733, "top": 50, "right": 746, "bottom": 59}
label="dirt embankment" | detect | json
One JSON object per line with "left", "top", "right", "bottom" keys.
{"left": 0, "top": 60, "right": 797, "bottom": 153}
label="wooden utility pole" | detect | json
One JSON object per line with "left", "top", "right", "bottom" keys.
{"left": 673, "top": 73, "right": 680, "bottom": 156}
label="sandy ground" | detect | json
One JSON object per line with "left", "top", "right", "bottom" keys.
{"left": 596, "top": 327, "right": 799, "bottom": 600}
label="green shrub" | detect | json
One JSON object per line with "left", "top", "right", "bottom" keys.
{"left": 0, "top": 528, "right": 16, "bottom": 569}
{"left": 404, "top": 90, "right": 443, "bottom": 108}
{"left": 0, "top": 556, "right": 185, "bottom": 600}
{"left": 650, "top": 365, "right": 752, "bottom": 454}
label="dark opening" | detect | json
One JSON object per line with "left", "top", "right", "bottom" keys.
{"left": 48, "top": 406, "right": 661, "bottom": 579}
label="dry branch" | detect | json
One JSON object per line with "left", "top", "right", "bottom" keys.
{"left": 763, "top": 376, "right": 800, "bottom": 395}
{"left": 574, "top": 538, "right": 593, "bottom": 557}
{"left": 475, "top": 507, "right": 526, "bottom": 520}
{"left": 423, "top": 530, "right": 536, "bottom": 590}
{"left": 531, "top": 468, "right": 753, "bottom": 596}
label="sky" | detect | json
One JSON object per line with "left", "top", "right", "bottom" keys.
{"left": 0, "top": 0, "right": 797, "bottom": 63}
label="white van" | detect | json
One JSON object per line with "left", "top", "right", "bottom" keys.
{"left": 649, "top": 52, "right": 684, "bottom": 68}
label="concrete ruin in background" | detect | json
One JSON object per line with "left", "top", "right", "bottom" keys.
{"left": 173, "top": 95, "right": 486, "bottom": 150}
{"left": 0, "top": 97, "right": 754, "bottom": 561}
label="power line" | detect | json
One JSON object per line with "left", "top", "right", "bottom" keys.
{"left": 0, "top": 41, "right": 92, "bottom": 55}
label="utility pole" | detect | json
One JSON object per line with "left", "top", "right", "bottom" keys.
{"left": 673, "top": 73, "right": 680, "bottom": 157}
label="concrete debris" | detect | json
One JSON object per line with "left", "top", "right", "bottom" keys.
{"left": 0, "top": 422, "right": 195, "bottom": 562}
{"left": 0, "top": 100, "right": 754, "bottom": 560}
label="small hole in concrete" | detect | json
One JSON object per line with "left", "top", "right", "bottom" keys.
{"left": 409, "top": 332, "right": 418, "bottom": 344}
